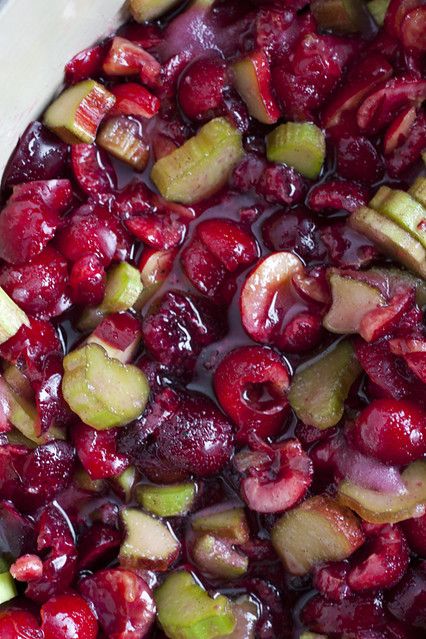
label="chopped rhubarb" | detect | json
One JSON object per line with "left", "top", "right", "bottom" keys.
{"left": 111, "top": 83, "right": 160, "bottom": 119}
{"left": 191, "top": 505, "right": 250, "bottom": 545}
{"left": 311, "top": 0, "right": 368, "bottom": 33}
{"left": 0, "top": 571, "right": 17, "bottom": 605}
{"left": 367, "top": 0, "right": 391, "bottom": 25}
{"left": 100, "top": 262, "right": 143, "bottom": 314}
{"left": 97, "top": 116, "right": 149, "bottom": 171}
{"left": 102, "top": 37, "right": 161, "bottom": 86}
{"left": 409, "top": 176, "right": 426, "bottom": 208}
{"left": 192, "top": 534, "right": 248, "bottom": 579}
{"left": 231, "top": 50, "right": 280, "bottom": 125}
{"left": 371, "top": 187, "right": 426, "bottom": 248}
{"left": 130, "top": 0, "right": 181, "bottom": 22}
{"left": 86, "top": 312, "right": 141, "bottom": 364}
{"left": 266, "top": 123, "right": 325, "bottom": 180}
{"left": 0, "top": 288, "right": 29, "bottom": 345}
{"left": 136, "top": 482, "right": 197, "bottom": 517}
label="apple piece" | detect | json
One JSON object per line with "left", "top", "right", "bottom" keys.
{"left": 97, "top": 116, "right": 149, "bottom": 171}
{"left": 0, "top": 288, "right": 29, "bottom": 345}
{"left": 350, "top": 206, "right": 426, "bottom": 278}
{"left": 62, "top": 343, "right": 149, "bottom": 430}
{"left": 136, "top": 482, "right": 197, "bottom": 517}
{"left": 111, "top": 466, "right": 136, "bottom": 502}
{"left": 367, "top": 0, "right": 391, "bottom": 25}
{"left": 288, "top": 340, "right": 362, "bottom": 430}
{"left": 130, "top": 0, "right": 181, "bottom": 22}
{"left": 338, "top": 460, "right": 426, "bottom": 524}
{"left": 371, "top": 188, "right": 426, "bottom": 248}
{"left": 155, "top": 571, "right": 236, "bottom": 639}
{"left": 323, "top": 272, "right": 385, "bottom": 334}
{"left": 271, "top": 495, "right": 365, "bottom": 576}
{"left": 409, "top": 176, "right": 426, "bottom": 208}
{"left": 44, "top": 80, "right": 115, "bottom": 144}
{"left": 86, "top": 312, "right": 142, "bottom": 364}
{"left": 266, "top": 123, "right": 325, "bottom": 180}
{"left": 231, "top": 50, "right": 280, "bottom": 125}
{"left": 102, "top": 37, "right": 161, "bottom": 85}
{"left": 192, "top": 534, "right": 248, "bottom": 580}
{"left": 100, "top": 263, "right": 143, "bottom": 314}
{"left": 151, "top": 117, "right": 244, "bottom": 204}
{"left": 191, "top": 505, "right": 250, "bottom": 545}
{"left": 0, "top": 571, "right": 17, "bottom": 605}
{"left": 119, "top": 508, "right": 180, "bottom": 571}
{"left": 312, "top": 0, "right": 368, "bottom": 33}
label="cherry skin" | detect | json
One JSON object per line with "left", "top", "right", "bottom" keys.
{"left": 351, "top": 399, "right": 426, "bottom": 465}
{"left": 41, "top": 592, "right": 98, "bottom": 639}
{"left": 178, "top": 54, "right": 227, "bottom": 120}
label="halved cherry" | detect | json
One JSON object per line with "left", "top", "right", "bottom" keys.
{"left": 196, "top": 219, "right": 258, "bottom": 273}
{"left": 400, "top": 6, "right": 426, "bottom": 52}
{"left": 359, "top": 290, "right": 414, "bottom": 342}
{"left": 73, "top": 421, "right": 130, "bottom": 480}
{"left": 389, "top": 337, "right": 426, "bottom": 384}
{"left": 301, "top": 592, "right": 387, "bottom": 633}
{"left": 0, "top": 608, "right": 42, "bottom": 639}
{"left": 385, "top": 0, "right": 423, "bottom": 38}
{"left": 307, "top": 179, "right": 369, "bottom": 214}
{"left": 402, "top": 512, "right": 426, "bottom": 557}
{"left": 71, "top": 144, "right": 117, "bottom": 196}
{"left": 292, "top": 267, "right": 331, "bottom": 305}
{"left": 111, "top": 83, "right": 160, "bottom": 119}
{"left": 214, "top": 345, "right": 290, "bottom": 443}
{"left": 386, "top": 111, "right": 426, "bottom": 177}
{"left": 383, "top": 106, "right": 417, "bottom": 155}
{"left": 41, "top": 592, "right": 98, "bottom": 639}
{"left": 178, "top": 54, "right": 227, "bottom": 121}
{"left": 126, "top": 211, "right": 186, "bottom": 250}
{"left": 181, "top": 238, "right": 236, "bottom": 305}
{"left": 65, "top": 42, "right": 109, "bottom": 85}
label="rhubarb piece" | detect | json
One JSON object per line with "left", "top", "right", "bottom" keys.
{"left": 43, "top": 80, "right": 115, "bottom": 144}
{"left": 350, "top": 207, "right": 426, "bottom": 279}
{"left": 338, "top": 460, "right": 426, "bottom": 524}
{"left": 103, "top": 37, "right": 161, "bottom": 85}
{"left": 311, "top": 0, "right": 367, "bottom": 33}
{"left": 300, "top": 634, "right": 327, "bottom": 639}
{"left": 136, "top": 248, "right": 177, "bottom": 308}
{"left": 136, "top": 482, "right": 197, "bottom": 517}
{"left": 409, "top": 176, "right": 426, "bottom": 208}
{"left": 111, "top": 83, "right": 160, "bottom": 119}
{"left": 192, "top": 534, "right": 248, "bottom": 579}
{"left": 371, "top": 187, "right": 426, "bottom": 248}
{"left": 86, "top": 312, "right": 142, "bottom": 364}
{"left": 266, "top": 123, "right": 325, "bottom": 180}
{"left": 151, "top": 118, "right": 244, "bottom": 204}
{"left": 218, "top": 597, "right": 258, "bottom": 639}
{"left": 384, "top": 106, "right": 417, "bottom": 155}
{"left": 191, "top": 505, "right": 250, "bottom": 545}
{"left": 130, "top": 0, "right": 181, "bottom": 22}
{"left": 288, "top": 340, "right": 361, "bottom": 430}
{"left": 62, "top": 343, "right": 149, "bottom": 430}
{"left": 0, "top": 288, "right": 29, "bottom": 345}
{"left": 271, "top": 495, "right": 364, "bottom": 575}
{"left": 111, "top": 466, "right": 136, "bottom": 502}
{"left": 155, "top": 571, "right": 236, "bottom": 639}
{"left": 100, "top": 263, "right": 143, "bottom": 314}
{"left": 231, "top": 50, "right": 280, "bottom": 125}
{"left": 0, "top": 571, "right": 17, "bottom": 605}
{"left": 323, "top": 273, "right": 385, "bottom": 334}
{"left": 119, "top": 508, "right": 180, "bottom": 571}
{"left": 97, "top": 116, "right": 149, "bottom": 171}
{"left": 367, "top": 0, "right": 391, "bottom": 25}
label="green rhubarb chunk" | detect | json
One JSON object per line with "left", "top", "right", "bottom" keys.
{"left": 300, "top": 634, "right": 328, "bottom": 639}
{"left": 0, "top": 571, "right": 17, "bottom": 605}
{"left": 100, "top": 262, "right": 143, "bottom": 314}
{"left": 3, "top": 364, "right": 33, "bottom": 402}
{"left": 370, "top": 267, "right": 426, "bottom": 307}
{"left": 191, "top": 506, "right": 250, "bottom": 545}
{"left": 371, "top": 188, "right": 426, "bottom": 249}
{"left": 409, "top": 177, "right": 426, "bottom": 209}
{"left": 350, "top": 206, "right": 426, "bottom": 279}
{"left": 155, "top": 571, "right": 236, "bottom": 639}
{"left": 311, "top": 0, "right": 367, "bottom": 33}
{"left": 112, "top": 466, "right": 136, "bottom": 502}
{"left": 130, "top": 0, "right": 181, "bottom": 22}
{"left": 62, "top": 343, "right": 149, "bottom": 430}
{"left": 97, "top": 116, "right": 149, "bottom": 172}
{"left": 151, "top": 117, "right": 244, "bottom": 204}
{"left": 288, "top": 340, "right": 362, "bottom": 430}
{"left": 192, "top": 534, "right": 248, "bottom": 580}
{"left": 44, "top": 80, "right": 115, "bottom": 144}
{"left": 0, "top": 288, "right": 29, "bottom": 346}
{"left": 323, "top": 273, "right": 385, "bottom": 334}
{"left": 266, "top": 122, "right": 325, "bottom": 180}
{"left": 367, "top": 0, "right": 391, "bottom": 25}
{"left": 136, "top": 482, "right": 197, "bottom": 517}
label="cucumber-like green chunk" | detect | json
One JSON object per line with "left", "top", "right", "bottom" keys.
{"left": 62, "top": 343, "right": 149, "bottom": 430}
{"left": 371, "top": 188, "right": 426, "bottom": 249}
{"left": 151, "top": 118, "right": 244, "bottom": 204}
{"left": 266, "top": 122, "right": 325, "bottom": 179}
{"left": 155, "top": 571, "right": 236, "bottom": 639}
{"left": 101, "top": 262, "right": 143, "bottom": 313}
{"left": 288, "top": 340, "right": 362, "bottom": 430}
{"left": 136, "top": 482, "right": 197, "bottom": 517}
{"left": 0, "top": 571, "right": 17, "bottom": 605}
{"left": 0, "top": 288, "right": 29, "bottom": 346}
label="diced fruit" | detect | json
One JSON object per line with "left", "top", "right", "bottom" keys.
{"left": 136, "top": 482, "right": 197, "bottom": 517}
{"left": 266, "top": 123, "right": 325, "bottom": 180}
{"left": 155, "top": 571, "right": 236, "bottom": 639}
{"left": 389, "top": 337, "right": 426, "bottom": 383}
{"left": 130, "top": 0, "right": 181, "bottom": 22}
{"left": 97, "top": 116, "right": 149, "bottom": 171}
{"left": 192, "top": 534, "right": 248, "bottom": 579}
{"left": 0, "top": 570, "right": 17, "bottom": 604}
{"left": 100, "top": 263, "right": 143, "bottom": 314}
{"left": 231, "top": 50, "right": 280, "bottom": 125}
{"left": 178, "top": 54, "right": 226, "bottom": 122}
{"left": 271, "top": 495, "right": 364, "bottom": 575}
{"left": 151, "top": 118, "right": 244, "bottom": 204}
{"left": 288, "top": 340, "right": 361, "bottom": 430}
{"left": 338, "top": 460, "right": 426, "bottom": 524}
{"left": 350, "top": 207, "right": 426, "bottom": 279}
{"left": 102, "top": 37, "right": 161, "bottom": 85}
{"left": 367, "top": 0, "right": 391, "bottom": 25}
{"left": 371, "top": 187, "right": 426, "bottom": 248}
{"left": 400, "top": 6, "right": 426, "bottom": 52}
{"left": 87, "top": 312, "right": 142, "bottom": 364}
{"left": 409, "top": 176, "right": 426, "bottom": 208}
{"left": 0, "top": 288, "right": 29, "bottom": 345}
{"left": 111, "top": 83, "right": 160, "bottom": 119}
{"left": 191, "top": 505, "right": 250, "bottom": 545}
{"left": 300, "top": 634, "right": 327, "bottom": 639}
{"left": 119, "top": 508, "right": 180, "bottom": 571}
{"left": 311, "top": 0, "right": 367, "bottom": 33}
{"left": 62, "top": 343, "right": 149, "bottom": 430}
{"left": 43, "top": 80, "right": 115, "bottom": 144}
{"left": 323, "top": 273, "right": 385, "bottom": 334}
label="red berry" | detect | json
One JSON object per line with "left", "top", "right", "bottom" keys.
{"left": 0, "top": 608, "right": 42, "bottom": 639}
{"left": 387, "top": 562, "right": 426, "bottom": 630}
{"left": 277, "top": 311, "right": 323, "bottom": 353}
{"left": 71, "top": 144, "right": 117, "bottom": 196}
{"left": 402, "top": 513, "right": 426, "bottom": 557}
{"left": 178, "top": 55, "right": 226, "bottom": 120}
{"left": 41, "top": 592, "right": 98, "bottom": 639}
{"left": 69, "top": 255, "right": 106, "bottom": 306}
{"left": 336, "top": 136, "right": 385, "bottom": 184}
{"left": 73, "top": 421, "right": 130, "bottom": 480}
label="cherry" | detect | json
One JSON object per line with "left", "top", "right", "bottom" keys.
{"left": 65, "top": 42, "right": 109, "bottom": 84}
{"left": 77, "top": 522, "right": 122, "bottom": 570}
{"left": 178, "top": 54, "right": 227, "bottom": 120}
{"left": 41, "top": 592, "right": 98, "bottom": 639}
{"left": 71, "top": 143, "right": 117, "bottom": 196}
{"left": 307, "top": 179, "right": 369, "bottom": 214}
{"left": 73, "top": 421, "right": 130, "bottom": 480}
{"left": 196, "top": 218, "right": 258, "bottom": 273}
{"left": 257, "top": 163, "right": 306, "bottom": 206}
{"left": 0, "top": 608, "right": 42, "bottom": 639}
{"left": 69, "top": 254, "right": 106, "bottom": 306}
{"left": 262, "top": 207, "right": 325, "bottom": 262}
{"left": 387, "top": 562, "right": 426, "bottom": 630}
{"left": 21, "top": 441, "right": 75, "bottom": 507}
{"left": 336, "top": 136, "right": 385, "bottom": 184}
{"left": 352, "top": 399, "right": 426, "bottom": 465}
{"left": 181, "top": 237, "right": 237, "bottom": 304}
{"left": 313, "top": 561, "right": 351, "bottom": 602}
{"left": 277, "top": 311, "right": 323, "bottom": 353}
{"left": 126, "top": 209, "right": 187, "bottom": 250}
{"left": 301, "top": 593, "right": 387, "bottom": 633}
{"left": 402, "top": 513, "right": 426, "bottom": 557}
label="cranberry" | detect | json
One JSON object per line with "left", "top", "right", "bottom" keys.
{"left": 214, "top": 346, "right": 290, "bottom": 443}
{"left": 402, "top": 513, "right": 426, "bottom": 557}
{"left": 0, "top": 608, "right": 42, "bottom": 639}
{"left": 178, "top": 54, "right": 227, "bottom": 120}
{"left": 301, "top": 593, "right": 387, "bottom": 633}
{"left": 387, "top": 562, "right": 426, "bottom": 629}
{"left": 73, "top": 421, "right": 130, "bottom": 480}
{"left": 336, "top": 136, "right": 385, "bottom": 184}
{"left": 352, "top": 399, "right": 426, "bottom": 465}
{"left": 71, "top": 144, "right": 117, "bottom": 196}
{"left": 313, "top": 561, "right": 351, "bottom": 602}
{"left": 79, "top": 568, "right": 156, "bottom": 639}
{"left": 69, "top": 254, "right": 106, "bottom": 306}
{"left": 257, "top": 163, "right": 306, "bottom": 206}
{"left": 41, "top": 592, "right": 98, "bottom": 639}
{"left": 0, "top": 246, "right": 69, "bottom": 316}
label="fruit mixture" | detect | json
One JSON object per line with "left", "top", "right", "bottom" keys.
{"left": 0, "top": 0, "right": 425, "bottom": 637}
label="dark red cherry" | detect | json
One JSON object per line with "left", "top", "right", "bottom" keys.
{"left": 178, "top": 54, "right": 227, "bottom": 120}
{"left": 41, "top": 592, "right": 98, "bottom": 639}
